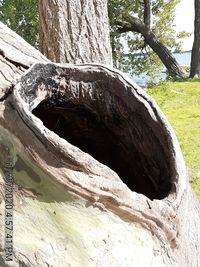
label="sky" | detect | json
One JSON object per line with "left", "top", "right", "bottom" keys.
{"left": 175, "top": 0, "right": 194, "bottom": 51}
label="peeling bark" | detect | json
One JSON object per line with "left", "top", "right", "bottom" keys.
{"left": 0, "top": 22, "right": 199, "bottom": 267}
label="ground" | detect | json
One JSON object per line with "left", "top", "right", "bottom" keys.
{"left": 148, "top": 80, "right": 200, "bottom": 200}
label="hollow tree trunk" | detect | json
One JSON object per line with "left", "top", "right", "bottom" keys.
{"left": 0, "top": 22, "right": 200, "bottom": 267}
{"left": 190, "top": 0, "right": 200, "bottom": 78}
{"left": 39, "top": 0, "right": 113, "bottom": 65}
{"left": 117, "top": 16, "right": 187, "bottom": 79}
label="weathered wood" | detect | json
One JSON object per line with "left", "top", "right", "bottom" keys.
{"left": 0, "top": 22, "right": 48, "bottom": 100}
{"left": 0, "top": 22, "right": 199, "bottom": 267}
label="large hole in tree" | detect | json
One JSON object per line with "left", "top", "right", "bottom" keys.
{"left": 33, "top": 95, "right": 171, "bottom": 200}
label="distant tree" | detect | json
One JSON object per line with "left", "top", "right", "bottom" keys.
{"left": 109, "top": 0, "right": 188, "bottom": 78}
{"left": 190, "top": 0, "right": 200, "bottom": 77}
{"left": 144, "top": 0, "right": 151, "bottom": 32}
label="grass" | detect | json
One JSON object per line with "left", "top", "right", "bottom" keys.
{"left": 148, "top": 80, "right": 200, "bottom": 200}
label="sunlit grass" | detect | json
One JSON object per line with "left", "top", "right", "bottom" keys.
{"left": 148, "top": 81, "right": 200, "bottom": 200}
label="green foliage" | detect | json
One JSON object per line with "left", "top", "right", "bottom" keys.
{"left": 148, "top": 81, "right": 200, "bottom": 200}
{"left": 177, "top": 31, "right": 192, "bottom": 40}
{"left": 0, "top": 0, "right": 39, "bottom": 46}
{"left": 108, "top": 0, "right": 190, "bottom": 78}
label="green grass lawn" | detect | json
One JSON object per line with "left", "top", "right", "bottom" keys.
{"left": 148, "top": 80, "right": 200, "bottom": 200}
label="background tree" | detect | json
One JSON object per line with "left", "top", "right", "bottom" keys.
{"left": 39, "top": 0, "right": 112, "bottom": 65}
{"left": 190, "top": 0, "right": 200, "bottom": 77}
{"left": 109, "top": 0, "right": 189, "bottom": 78}
{"left": 144, "top": 0, "right": 151, "bottom": 31}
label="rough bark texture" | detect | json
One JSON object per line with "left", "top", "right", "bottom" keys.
{"left": 117, "top": 16, "right": 186, "bottom": 79}
{"left": 0, "top": 22, "right": 200, "bottom": 267}
{"left": 39, "top": 0, "right": 113, "bottom": 65}
{"left": 144, "top": 0, "right": 151, "bottom": 31}
{"left": 190, "top": 0, "right": 200, "bottom": 77}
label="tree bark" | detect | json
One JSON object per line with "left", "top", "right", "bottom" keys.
{"left": 117, "top": 16, "right": 186, "bottom": 79}
{"left": 0, "top": 22, "right": 200, "bottom": 267}
{"left": 144, "top": 0, "right": 151, "bottom": 31}
{"left": 38, "top": 0, "right": 113, "bottom": 65}
{"left": 190, "top": 0, "right": 200, "bottom": 78}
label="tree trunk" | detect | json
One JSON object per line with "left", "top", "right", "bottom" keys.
{"left": 117, "top": 16, "right": 186, "bottom": 79}
{"left": 0, "top": 22, "right": 200, "bottom": 267}
{"left": 190, "top": 0, "right": 200, "bottom": 78}
{"left": 144, "top": 0, "right": 151, "bottom": 31}
{"left": 39, "top": 0, "right": 113, "bottom": 65}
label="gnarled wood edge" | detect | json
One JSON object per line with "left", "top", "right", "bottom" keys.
{"left": 0, "top": 21, "right": 49, "bottom": 100}
{"left": 6, "top": 61, "right": 186, "bottom": 250}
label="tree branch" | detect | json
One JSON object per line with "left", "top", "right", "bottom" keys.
{"left": 116, "top": 16, "right": 186, "bottom": 78}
